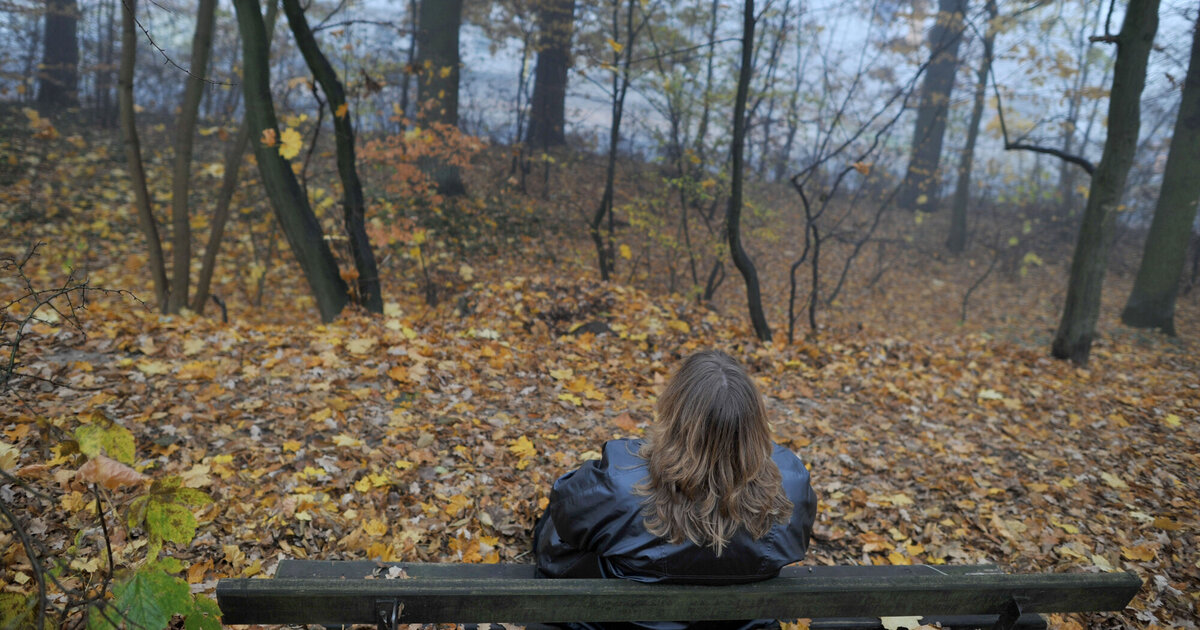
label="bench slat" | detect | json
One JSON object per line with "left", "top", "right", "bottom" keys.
{"left": 273, "top": 560, "right": 1007, "bottom": 580}
{"left": 216, "top": 571, "right": 1141, "bottom": 624}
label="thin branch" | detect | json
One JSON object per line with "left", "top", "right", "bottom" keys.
{"left": 990, "top": 64, "right": 1096, "bottom": 175}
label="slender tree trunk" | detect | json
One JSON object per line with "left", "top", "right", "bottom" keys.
{"left": 946, "top": 0, "right": 995, "bottom": 253}
{"left": 729, "top": 0, "right": 771, "bottom": 341}
{"left": 591, "top": 0, "right": 636, "bottom": 282}
{"left": 119, "top": 0, "right": 168, "bottom": 310}
{"left": 37, "top": 0, "right": 79, "bottom": 111}
{"left": 896, "top": 0, "right": 967, "bottom": 213}
{"left": 1121, "top": 14, "right": 1200, "bottom": 335}
{"left": 416, "top": 0, "right": 465, "bottom": 196}
{"left": 166, "top": 0, "right": 217, "bottom": 313}
{"left": 233, "top": 0, "right": 349, "bottom": 322}
{"left": 282, "top": 0, "right": 383, "bottom": 314}
{"left": 1052, "top": 0, "right": 1159, "bottom": 364}
{"left": 526, "top": 0, "right": 574, "bottom": 149}
{"left": 193, "top": 1, "right": 279, "bottom": 314}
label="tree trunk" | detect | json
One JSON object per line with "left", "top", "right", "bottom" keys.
{"left": 946, "top": 0, "right": 995, "bottom": 253}
{"left": 37, "top": 0, "right": 79, "bottom": 111}
{"left": 1120, "top": 14, "right": 1200, "bottom": 336}
{"left": 1051, "top": 0, "right": 1159, "bottom": 364}
{"left": 729, "top": 0, "right": 771, "bottom": 342}
{"left": 193, "top": 0, "right": 280, "bottom": 314}
{"left": 416, "top": 0, "right": 465, "bottom": 196}
{"left": 118, "top": 0, "right": 168, "bottom": 310}
{"left": 166, "top": 0, "right": 217, "bottom": 313}
{"left": 526, "top": 0, "right": 574, "bottom": 149}
{"left": 896, "top": 0, "right": 967, "bottom": 213}
{"left": 283, "top": 0, "right": 383, "bottom": 314}
{"left": 232, "top": 0, "right": 349, "bottom": 322}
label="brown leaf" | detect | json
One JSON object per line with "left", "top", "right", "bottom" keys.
{"left": 75, "top": 455, "right": 147, "bottom": 490}
{"left": 612, "top": 412, "right": 638, "bottom": 432}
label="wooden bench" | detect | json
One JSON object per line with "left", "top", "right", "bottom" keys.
{"left": 216, "top": 560, "right": 1140, "bottom": 630}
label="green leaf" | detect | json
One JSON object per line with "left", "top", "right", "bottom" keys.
{"left": 145, "top": 556, "right": 185, "bottom": 574}
{"left": 174, "top": 487, "right": 213, "bottom": 507}
{"left": 112, "top": 570, "right": 191, "bottom": 630}
{"left": 127, "top": 495, "right": 149, "bottom": 530}
{"left": 184, "top": 596, "right": 223, "bottom": 630}
{"left": 146, "top": 501, "right": 197, "bottom": 545}
{"left": 86, "top": 603, "right": 120, "bottom": 630}
{"left": 1, "top": 592, "right": 49, "bottom": 630}
{"left": 75, "top": 423, "right": 135, "bottom": 465}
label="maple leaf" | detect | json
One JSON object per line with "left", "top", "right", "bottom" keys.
{"left": 335, "top": 103, "right": 349, "bottom": 118}
{"left": 260, "top": 128, "right": 277, "bottom": 147}
{"left": 278, "top": 128, "right": 303, "bottom": 159}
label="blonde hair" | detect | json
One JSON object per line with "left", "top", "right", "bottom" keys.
{"left": 636, "top": 350, "right": 793, "bottom": 556}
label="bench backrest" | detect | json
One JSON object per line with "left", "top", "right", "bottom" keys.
{"left": 215, "top": 561, "right": 1141, "bottom": 625}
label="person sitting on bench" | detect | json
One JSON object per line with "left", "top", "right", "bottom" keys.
{"left": 533, "top": 349, "right": 819, "bottom": 629}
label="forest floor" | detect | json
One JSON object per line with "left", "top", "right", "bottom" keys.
{"left": 1, "top": 125, "right": 1198, "bottom": 629}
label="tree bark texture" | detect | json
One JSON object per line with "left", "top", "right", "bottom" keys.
{"left": 946, "top": 0, "right": 995, "bottom": 253}
{"left": 167, "top": 0, "right": 217, "bottom": 313}
{"left": 37, "top": 0, "right": 79, "bottom": 110}
{"left": 283, "top": 0, "right": 383, "bottom": 314}
{"left": 233, "top": 0, "right": 349, "bottom": 322}
{"left": 119, "top": 0, "right": 168, "bottom": 310}
{"left": 193, "top": 0, "right": 280, "bottom": 314}
{"left": 897, "top": 0, "right": 967, "bottom": 213}
{"left": 526, "top": 0, "right": 574, "bottom": 149}
{"left": 416, "top": 0, "right": 465, "bottom": 195}
{"left": 1052, "top": 0, "right": 1159, "bottom": 364}
{"left": 729, "top": 0, "right": 772, "bottom": 342}
{"left": 1120, "top": 14, "right": 1200, "bottom": 335}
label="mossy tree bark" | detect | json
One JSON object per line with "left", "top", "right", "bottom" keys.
{"left": 1120, "top": 14, "right": 1200, "bottom": 335}
{"left": 282, "top": 0, "right": 383, "bottom": 314}
{"left": 729, "top": 0, "right": 771, "bottom": 342}
{"left": 118, "top": 0, "right": 168, "bottom": 311}
{"left": 232, "top": 0, "right": 349, "bottom": 322}
{"left": 896, "top": 0, "right": 967, "bottom": 214}
{"left": 946, "top": 0, "right": 995, "bottom": 253}
{"left": 416, "top": 0, "right": 465, "bottom": 196}
{"left": 166, "top": 0, "right": 217, "bottom": 313}
{"left": 526, "top": 0, "right": 574, "bottom": 150}
{"left": 1051, "top": 0, "right": 1159, "bottom": 364}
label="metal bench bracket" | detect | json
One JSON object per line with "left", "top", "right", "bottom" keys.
{"left": 376, "top": 598, "right": 402, "bottom": 630}
{"left": 993, "top": 596, "right": 1027, "bottom": 630}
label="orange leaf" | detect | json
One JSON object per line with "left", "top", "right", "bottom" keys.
{"left": 612, "top": 412, "right": 638, "bottom": 432}
{"left": 75, "top": 455, "right": 146, "bottom": 490}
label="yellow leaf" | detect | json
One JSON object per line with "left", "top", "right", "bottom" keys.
{"left": 1152, "top": 516, "right": 1183, "bottom": 531}
{"left": 886, "top": 551, "right": 911, "bottom": 565}
{"left": 619, "top": 244, "right": 632, "bottom": 260}
{"left": 335, "top": 103, "right": 349, "bottom": 118}
{"left": 508, "top": 435, "right": 536, "bottom": 459}
{"left": 458, "top": 264, "right": 475, "bottom": 281}
{"left": 607, "top": 38, "right": 624, "bottom": 54}
{"left": 279, "top": 127, "right": 303, "bottom": 160}
{"left": 558, "top": 392, "right": 583, "bottom": 406}
{"left": 852, "top": 162, "right": 871, "bottom": 175}
{"left": 260, "top": 128, "right": 278, "bottom": 147}
{"left": 182, "top": 338, "right": 205, "bottom": 356}
{"left": 667, "top": 319, "right": 690, "bottom": 333}
{"left": 136, "top": 360, "right": 171, "bottom": 376}
{"left": 1052, "top": 519, "right": 1080, "bottom": 534}
{"left": 282, "top": 440, "right": 303, "bottom": 453}
{"left": 1100, "top": 472, "right": 1129, "bottom": 490}
{"left": 976, "top": 388, "right": 1004, "bottom": 401}
{"left": 1120, "top": 544, "right": 1156, "bottom": 562}
{"left": 1163, "top": 413, "right": 1181, "bottom": 428}
{"left": 333, "top": 433, "right": 363, "bottom": 447}
{"left": 0, "top": 442, "right": 19, "bottom": 472}
{"left": 354, "top": 476, "right": 372, "bottom": 492}
{"left": 346, "top": 337, "right": 377, "bottom": 354}
{"left": 363, "top": 519, "right": 387, "bottom": 536}
{"left": 549, "top": 368, "right": 574, "bottom": 380}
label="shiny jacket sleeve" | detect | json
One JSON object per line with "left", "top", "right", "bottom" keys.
{"left": 770, "top": 444, "right": 819, "bottom": 564}
{"left": 534, "top": 442, "right": 644, "bottom": 578}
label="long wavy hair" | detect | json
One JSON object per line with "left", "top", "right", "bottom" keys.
{"left": 636, "top": 350, "right": 793, "bottom": 556}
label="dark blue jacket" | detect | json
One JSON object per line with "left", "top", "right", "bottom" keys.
{"left": 533, "top": 439, "right": 818, "bottom": 628}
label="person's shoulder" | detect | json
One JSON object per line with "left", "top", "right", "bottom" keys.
{"left": 771, "top": 443, "right": 813, "bottom": 492}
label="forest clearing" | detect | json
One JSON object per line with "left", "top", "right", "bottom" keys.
{"left": 2, "top": 0, "right": 1199, "bottom": 628}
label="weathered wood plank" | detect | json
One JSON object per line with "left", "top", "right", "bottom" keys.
{"left": 216, "top": 571, "right": 1140, "bottom": 625}
{"left": 273, "top": 560, "right": 1005, "bottom": 580}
